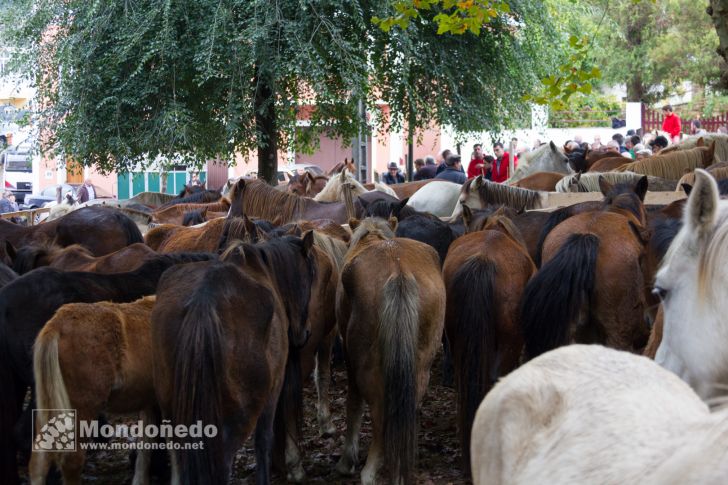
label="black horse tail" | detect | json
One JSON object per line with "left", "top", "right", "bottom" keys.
{"left": 114, "top": 211, "right": 144, "bottom": 245}
{"left": 379, "top": 272, "right": 419, "bottom": 484}
{"left": 171, "top": 268, "right": 226, "bottom": 484}
{"left": 447, "top": 257, "right": 497, "bottom": 474}
{"left": 521, "top": 233, "right": 599, "bottom": 360}
{"left": 533, "top": 206, "right": 574, "bottom": 267}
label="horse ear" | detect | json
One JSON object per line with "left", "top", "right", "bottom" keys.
{"left": 682, "top": 183, "right": 693, "bottom": 196}
{"left": 462, "top": 204, "right": 473, "bottom": 231}
{"left": 243, "top": 215, "right": 257, "bottom": 236}
{"left": 634, "top": 175, "right": 649, "bottom": 202}
{"left": 394, "top": 197, "right": 409, "bottom": 218}
{"left": 598, "top": 176, "right": 613, "bottom": 196}
{"left": 696, "top": 137, "right": 705, "bottom": 147}
{"left": 348, "top": 218, "right": 361, "bottom": 231}
{"left": 301, "top": 230, "right": 315, "bottom": 255}
{"left": 685, "top": 169, "right": 719, "bottom": 244}
{"left": 549, "top": 140, "right": 557, "bottom": 152}
{"left": 387, "top": 216, "right": 398, "bottom": 232}
{"left": 475, "top": 175, "right": 484, "bottom": 189}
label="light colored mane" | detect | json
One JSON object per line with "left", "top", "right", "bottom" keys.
{"left": 556, "top": 172, "right": 667, "bottom": 193}
{"left": 678, "top": 134, "right": 728, "bottom": 162}
{"left": 614, "top": 147, "right": 709, "bottom": 180}
{"left": 242, "top": 179, "right": 316, "bottom": 222}
{"left": 477, "top": 180, "right": 542, "bottom": 210}
{"left": 677, "top": 166, "right": 728, "bottom": 190}
{"left": 310, "top": 230, "right": 348, "bottom": 271}
{"left": 348, "top": 217, "right": 396, "bottom": 254}
{"left": 314, "top": 171, "right": 368, "bottom": 202}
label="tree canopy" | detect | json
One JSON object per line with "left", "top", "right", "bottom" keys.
{"left": 4, "top": 0, "right": 556, "bottom": 182}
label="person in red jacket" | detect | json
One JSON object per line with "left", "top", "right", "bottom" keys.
{"left": 661, "top": 105, "right": 682, "bottom": 143}
{"left": 491, "top": 142, "right": 518, "bottom": 183}
{"left": 467, "top": 143, "right": 492, "bottom": 179}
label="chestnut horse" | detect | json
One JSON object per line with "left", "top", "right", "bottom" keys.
{"left": 336, "top": 217, "right": 445, "bottom": 484}
{"left": 0, "top": 253, "right": 213, "bottom": 485}
{"left": 30, "top": 296, "right": 158, "bottom": 484}
{"left": 153, "top": 234, "right": 317, "bottom": 484}
{"left": 511, "top": 171, "right": 566, "bottom": 191}
{"left": 443, "top": 207, "right": 535, "bottom": 472}
{"left": 13, "top": 242, "right": 157, "bottom": 274}
{"left": 287, "top": 172, "right": 329, "bottom": 197}
{"left": 0, "top": 206, "right": 142, "bottom": 256}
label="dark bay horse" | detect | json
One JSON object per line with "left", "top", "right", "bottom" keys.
{"left": 443, "top": 209, "right": 535, "bottom": 472}
{"left": 153, "top": 234, "right": 317, "bottom": 484}
{"left": 336, "top": 218, "right": 445, "bottom": 484}
{"left": 0, "top": 253, "right": 213, "bottom": 484}
{"left": 13, "top": 242, "right": 157, "bottom": 274}
{"left": 0, "top": 206, "right": 142, "bottom": 256}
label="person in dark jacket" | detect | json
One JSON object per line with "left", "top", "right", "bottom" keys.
{"left": 414, "top": 155, "right": 437, "bottom": 181}
{"left": 382, "top": 162, "right": 405, "bottom": 184}
{"left": 435, "top": 155, "right": 467, "bottom": 184}
{"left": 76, "top": 179, "right": 97, "bottom": 203}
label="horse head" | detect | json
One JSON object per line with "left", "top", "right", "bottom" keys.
{"left": 654, "top": 169, "right": 728, "bottom": 401}
{"left": 599, "top": 175, "right": 648, "bottom": 226}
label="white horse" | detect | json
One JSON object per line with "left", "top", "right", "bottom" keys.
{"left": 471, "top": 344, "right": 728, "bottom": 484}
{"left": 506, "top": 141, "right": 572, "bottom": 183}
{"left": 314, "top": 170, "right": 397, "bottom": 202}
{"left": 406, "top": 178, "right": 486, "bottom": 219}
{"left": 655, "top": 168, "right": 728, "bottom": 402}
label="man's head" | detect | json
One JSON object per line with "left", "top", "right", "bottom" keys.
{"left": 388, "top": 162, "right": 399, "bottom": 174}
{"left": 650, "top": 135, "right": 669, "bottom": 151}
{"left": 606, "top": 140, "right": 620, "bottom": 153}
{"left": 473, "top": 143, "right": 483, "bottom": 159}
{"left": 446, "top": 154, "right": 462, "bottom": 169}
{"left": 493, "top": 142, "right": 504, "bottom": 158}
{"left": 612, "top": 133, "right": 625, "bottom": 145}
{"left": 424, "top": 155, "right": 436, "bottom": 165}
{"left": 630, "top": 135, "right": 641, "bottom": 147}
{"left": 440, "top": 149, "right": 452, "bottom": 163}
{"left": 573, "top": 135, "right": 583, "bottom": 144}
{"left": 414, "top": 158, "right": 424, "bottom": 169}
{"left": 662, "top": 104, "right": 673, "bottom": 114}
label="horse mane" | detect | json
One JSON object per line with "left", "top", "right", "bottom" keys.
{"left": 182, "top": 209, "right": 207, "bottom": 226}
{"left": 309, "top": 230, "right": 348, "bottom": 271}
{"left": 13, "top": 239, "right": 60, "bottom": 274}
{"left": 349, "top": 217, "right": 396, "bottom": 250}
{"left": 477, "top": 211, "right": 528, "bottom": 249}
{"left": 216, "top": 216, "right": 261, "bottom": 252}
{"left": 678, "top": 134, "right": 728, "bottom": 162}
{"left": 615, "top": 147, "right": 708, "bottom": 180}
{"left": 159, "top": 189, "right": 222, "bottom": 209}
{"left": 650, "top": 216, "right": 683, "bottom": 262}
{"left": 476, "top": 181, "right": 542, "bottom": 210}
{"left": 314, "top": 171, "right": 367, "bottom": 202}
{"left": 241, "top": 180, "right": 315, "bottom": 223}
{"left": 556, "top": 172, "right": 655, "bottom": 193}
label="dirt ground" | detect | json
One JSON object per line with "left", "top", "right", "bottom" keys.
{"left": 20, "top": 350, "right": 470, "bottom": 484}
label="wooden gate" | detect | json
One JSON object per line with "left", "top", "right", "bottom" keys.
{"left": 66, "top": 158, "right": 84, "bottom": 184}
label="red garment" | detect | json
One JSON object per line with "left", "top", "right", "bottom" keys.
{"left": 467, "top": 158, "right": 488, "bottom": 179}
{"left": 491, "top": 152, "right": 517, "bottom": 183}
{"left": 662, "top": 113, "right": 682, "bottom": 139}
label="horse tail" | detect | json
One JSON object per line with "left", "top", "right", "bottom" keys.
{"left": 33, "top": 324, "right": 72, "bottom": 441}
{"left": 521, "top": 233, "right": 599, "bottom": 360}
{"left": 447, "top": 256, "right": 497, "bottom": 472}
{"left": 533, "top": 206, "right": 574, "bottom": 267}
{"left": 379, "top": 272, "right": 419, "bottom": 484}
{"left": 114, "top": 211, "right": 144, "bottom": 245}
{"left": 171, "top": 271, "right": 226, "bottom": 483}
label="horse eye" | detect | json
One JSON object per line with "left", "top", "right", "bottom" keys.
{"left": 652, "top": 286, "right": 668, "bottom": 301}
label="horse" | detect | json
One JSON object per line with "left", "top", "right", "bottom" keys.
{"left": 586, "top": 156, "right": 632, "bottom": 172}
{"left": 157, "top": 187, "right": 222, "bottom": 209}
{"left": 287, "top": 171, "right": 329, "bottom": 197}
{"left": 506, "top": 141, "right": 572, "bottom": 183}
{"left": 29, "top": 296, "right": 158, "bottom": 484}
{"left": 470, "top": 344, "right": 718, "bottom": 484}
{"left": 151, "top": 199, "right": 230, "bottom": 225}
{"left": 654, "top": 169, "right": 728, "bottom": 401}
{"left": 458, "top": 176, "right": 542, "bottom": 215}
{"left": 557, "top": 171, "right": 678, "bottom": 193}
{"left": 365, "top": 179, "right": 434, "bottom": 199}
{"left": 121, "top": 191, "right": 177, "bottom": 208}
{"left": 327, "top": 158, "right": 356, "bottom": 176}
{"left": 442, "top": 207, "right": 535, "bottom": 473}
{"left": 675, "top": 164, "right": 728, "bottom": 191}
{"left": 0, "top": 206, "right": 143, "bottom": 256}
{"left": 146, "top": 218, "right": 228, "bottom": 253}
{"left": 511, "top": 171, "right": 565, "bottom": 191}
{"left": 336, "top": 217, "right": 445, "bottom": 484}
{"left": 612, "top": 142, "right": 716, "bottom": 180}
{"left": 12, "top": 242, "right": 157, "bottom": 274}
{"left": 314, "top": 170, "right": 397, "bottom": 203}
{"left": 405, "top": 180, "right": 463, "bottom": 218}
{"left": 0, "top": 253, "right": 214, "bottom": 485}
{"left": 153, "top": 234, "right": 317, "bottom": 484}
{"left": 675, "top": 133, "right": 728, "bottom": 162}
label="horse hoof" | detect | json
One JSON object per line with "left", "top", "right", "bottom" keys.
{"left": 335, "top": 458, "right": 356, "bottom": 476}
{"left": 286, "top": 465, "right": 306, "bottom": 483}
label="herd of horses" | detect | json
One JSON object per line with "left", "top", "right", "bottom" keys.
{"left": 1, "top": 134, "right": 727, "bottom": 485}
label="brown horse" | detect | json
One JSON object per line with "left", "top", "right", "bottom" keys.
{"left": 612, "top": 142, "right": 716, "bottom": 179}
{"left": 511, "top": 171, "right": 566, "bottom": 191}
{"left": 0, "top": 206, "right": 142, "bottom": 256}
{"left": 287, "top": 172, "right": 329, "bottom": 197}
{"left": 13, "top": 242, "right": 157, "bottom": 274}
{"left": 587, "top": 156, "right": 632, "bottom": 172}
{"left": 520, "top": 209, "right": 652, "bottom": 360}
{"left": 30, "top": 297, "right": 158, "bottom": 484}
{"left": 327, "top": 158, "right": 356, "bottom": 176}
{"left": 151, "top": 200, "right": 230, "bottom": 225}
{"left": 363, "top": 179, "right": 434, "bottom": 199}
{"left": 153, "top": 233, "right": 317, "bottom": 484}
{"left": 336, "top": 217, "right": 445, "bottom": 484}
{"left": 443, "top": 208, "right": 535, "bottom": 472}
{"left": 146, "top": 218, "right": 228, "bottom": 252}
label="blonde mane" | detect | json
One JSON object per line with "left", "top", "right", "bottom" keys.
{"left": 678, "top": 134, "right": 728, "bottom": 162}
{"left": 241, "top": 179, "right": 316, "bottom": 223}
{"left": 556, "top": 172, "right": 672, "bottom": 193}
{"left": 314, "top": 171, "right": 369, "bottom": 202}
{"left": 476, "top": 180, "right": 542, "bottom": 210}
{"left": 347, "top": 217, "right": 396, "bottom": 258}
{"left": 614, "top": 146, "right": 710, "bottom": 180}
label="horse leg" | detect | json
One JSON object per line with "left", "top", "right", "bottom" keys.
{"left": 360, "top": 400, "right": 384, "bottom": 485}
{"left": 254, "top": 398, "right": 277, "bottom": 485}
{"left": 131, "top": 408, "right": 157, "bottom": 485}
{"left": 441, "top": 331, "right": 454, "bottom": 388}
{"left": 336, "top": 373, "right": 364, "bottom": 476}
{"left": 314, "top": 329, "right": 336, "bottom": 437}
{"left": 285, "top": 431, "right": 305, "bottom": 483}
{"left": 168, "top": 447, "right": 180, "bottom": 485}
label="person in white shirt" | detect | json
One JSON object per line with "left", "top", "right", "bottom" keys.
{"left": 76, "top": 179, "right": 96, "bottom": 203}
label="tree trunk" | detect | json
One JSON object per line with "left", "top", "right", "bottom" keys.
{"left": 708, "top": 0, "right": 728, "bottom": 89}
{"left": 625, "top": 13, "right": 647, "bottom": 102}
{"left": 254, "top": 69, "right": 278, "bottom": 186}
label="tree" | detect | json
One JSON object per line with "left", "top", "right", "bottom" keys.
{"left": 4, "top": 0, "right": 556, "bottom": 184}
